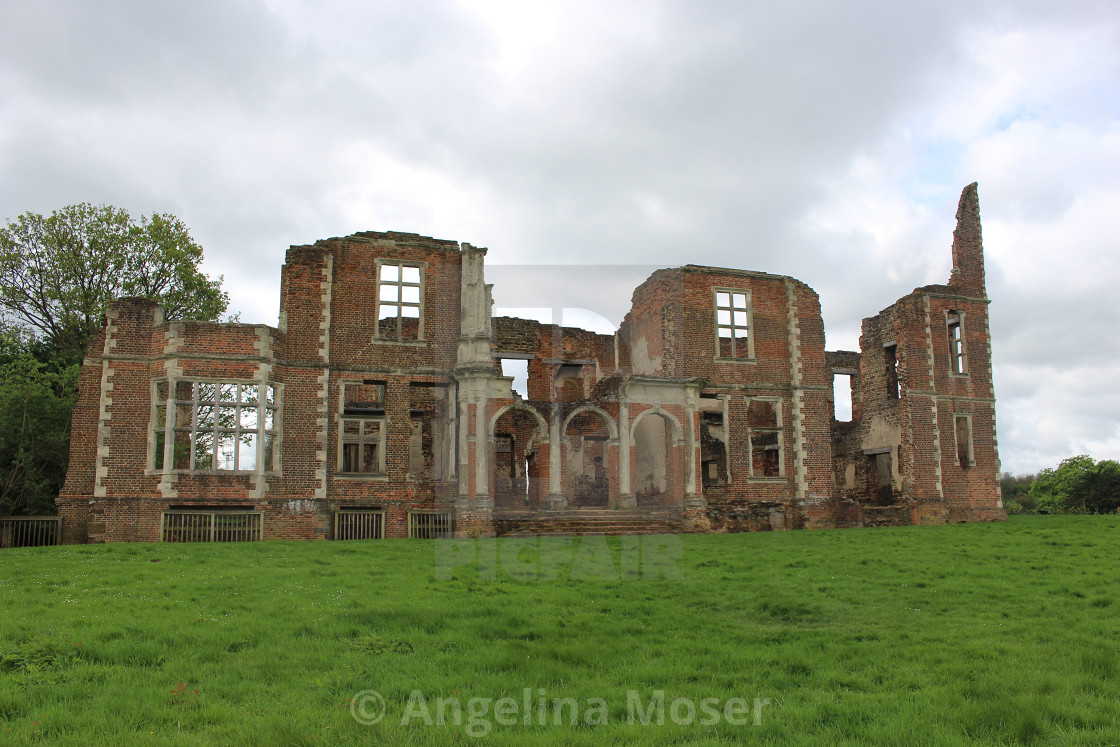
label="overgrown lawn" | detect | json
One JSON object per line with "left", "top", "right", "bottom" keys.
{"left": 1, "top": 516, "right": 1118, "bottom": 745}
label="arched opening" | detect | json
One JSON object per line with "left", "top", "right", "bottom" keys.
{"left": 491, "top": 408, "right": 546, "bottom": 509}
{"left": 633, "top": 411, "right": 678, "bottom": 507}
{"left": 564, "top": 410, "right": 612, "bottom": 507}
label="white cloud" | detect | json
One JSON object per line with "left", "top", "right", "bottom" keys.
{"left": 1, "top": 0, "right": 1117, "bottom": 473}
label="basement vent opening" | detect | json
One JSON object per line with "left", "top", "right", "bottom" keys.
{"left": 334, "top": 509, "right": 385, "bottom": 540}
{"left": 161, "top": 510, "right": 263, "bottom": 543}
{"left": 408, "top": 511, "right": 455, "bottom": 539}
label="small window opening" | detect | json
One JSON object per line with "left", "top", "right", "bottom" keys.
{"left": 885, "top": 345, "right": 899, "bottom": 399}
{"left": 344, "top": 381, "right": 386, "bottom": 414}
{"left": 700, "top": 411, "right": 728, "bottom": 487}
{"left": 499, "top": 359, "right": 529, "bottom": 398}
{"left": 955, "top": 415, "right": 973, "bottom": 467}
{"left": 947, "top": 312, "right": 966, "bottom": 374}
{"left": 833, "top": 374, "right": 853, "bottom": 422}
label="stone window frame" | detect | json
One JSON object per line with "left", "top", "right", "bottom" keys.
{"left": 746, "top": 396, "right": 784, "bottom": 480}
{"left": 713, "top": 287, "right": 755, "bottom": 361}
{"left": 953, "top": 413, "right": 975, "bottom": 468}
{"left": 336, "top": 379, "right": 388, "bottom": 478}
{"left": 151, "top": 379, "right": 279, "bottom": 474}
{"left": 374, "top": 259, "right": 426, "bottom": 342}
{"left": 337, "top": 418, "right": 387, "bottom": 476}
{"left": 946, "top": 309, "right": 968, "bottom": 376}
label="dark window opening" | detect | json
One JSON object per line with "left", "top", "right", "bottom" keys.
{"left": 870, "top": 451, "right": 894, "bottom": 505}
{"left": 700, "top": 411, "right": 728, "bottom": 487}
{"left": 340, "top": 419, "right": 384, "bottom": 474}
{"left": 409, "top": 382, "right": 449, "bottom": 480}
{"left": 955, "top": 415, "right": 973, "bottom": 467}
{"left": 747, "top": 399, "right": 782, "bottom": 478}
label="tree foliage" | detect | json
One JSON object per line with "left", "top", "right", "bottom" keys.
{"left": 0, "top": 203, "right": 228, "bottom": 357}
{"left": 1000, "top": 471, "right": 1037, "bottom": 514}
{"left": 1028, "top": 455, "right": 1120, "bottom": 515}
{"left": 0, "top": 325, "right": 78, "bottom": 515}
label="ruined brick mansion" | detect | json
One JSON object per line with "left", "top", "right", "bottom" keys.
{"left": 57, "top": 183, "right": 1004, "bottom": 542}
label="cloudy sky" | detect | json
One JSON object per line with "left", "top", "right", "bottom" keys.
{"left": 2, "top": 0, "right": 1117, "bottom": 474}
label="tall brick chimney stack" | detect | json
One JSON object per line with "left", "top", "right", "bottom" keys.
{"left": 948, "top": 182, "right": 987, "bottom": 299}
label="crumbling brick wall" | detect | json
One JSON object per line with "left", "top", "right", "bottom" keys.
{"left": 58, "top": 187, "right": 1004, "bottom": 542}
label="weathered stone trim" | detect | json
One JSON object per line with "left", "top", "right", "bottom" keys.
{"left": 93, "top": 361, "right": 114, "bottom": 498}
{"left": 315, "top": 254, "right": 333, "bottom": 499}
{"left": 785, "top": 280, "right": 807, "bottom": 501}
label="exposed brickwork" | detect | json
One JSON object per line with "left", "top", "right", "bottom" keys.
{"left": 58, "top": 186, "right": 1004, "bottom": 543}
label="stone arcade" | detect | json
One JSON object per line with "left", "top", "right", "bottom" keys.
{"left": 58, "top": 184, "right": 1005, "bottom": 542}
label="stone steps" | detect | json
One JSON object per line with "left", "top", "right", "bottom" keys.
{"left": 495, "top": 513, "right": 684, "bottom": 537}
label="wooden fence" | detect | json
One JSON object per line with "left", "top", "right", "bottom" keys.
{"left": 0, "top": 516, "right": 62, "bottom": 548}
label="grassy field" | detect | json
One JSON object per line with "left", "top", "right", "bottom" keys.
{"left": 1, "top": 516, "right": 1118, "bottom": 745}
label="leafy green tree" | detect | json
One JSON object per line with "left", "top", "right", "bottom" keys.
{"left": 0, "top": 203, "right": 228, "bottom": 357}
{"left": 1000, "top": 471, "right": 1037, "bottom": 514}
{"left": 1029, "top": 455, "right": 1120, "bottom": 515}
{"left": 0, "top": 325, "right": 78, "bottom": 515}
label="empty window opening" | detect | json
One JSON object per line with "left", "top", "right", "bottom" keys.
{"left": 555, "top": 363, "right": 585, "bottom": 402}
{"left": 340, "top": 419, "right": 384, "bottom": 474}
{"left": 955, "top": 415, "right": 974, "bottom": 467}
{"left": 947, "top": 311, "right": 966, "bottom": 374}
{"left": 700, "top": 411, "right": 728, "bottom": 488}
{"left": 885, "top": 345, "right": 899, "bottom": 399}
{"left": 376, "top": 262, "right": 422, "bottom": 340}
{"left": 409, "top": 382, "right": 449, "bottom": 480}
{"left": 498, "top": 358, "right": 530, "bottom": 398}
{"left": 833, "top": 374, "right": 853, "bottom": 422}
{"left": 714, "top": 290, "right": 752, "bottom": 359}
{"left": 344, "top": 381, "right": 386, "bottom": 414}
{"left": 747, "top": 399, "right": 783, "bottom": 478}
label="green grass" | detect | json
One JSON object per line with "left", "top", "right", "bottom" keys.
{"left": 1, "top": 516, "right": 1118, "bottom": 745}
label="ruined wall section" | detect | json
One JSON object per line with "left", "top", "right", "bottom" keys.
{"left": 654, "top": 267, "right": 823, "bottom": 527}
{"left": 622, "top": 269, "right": 682, "bottom": 376}
{"left": 273, "top": 245, "right": 332, "bottom": 512}
{"left": 57, "top": 296, "right": 287, "bottom": 542}
{"left": 491, "top": 316, "right": 615, "bottom": 402}
{"left": 832, "top": 183, "right": 1004, "bottom": 527}
{"left": 307, "top": 233, "right": 465, "bottom": 536}
{"left": 787, "top": 280, "right": 834, "bottom": 527}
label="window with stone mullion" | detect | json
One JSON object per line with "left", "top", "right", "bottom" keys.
{"left": 377, "top": 262, "right": 422, "bottom": 340}
{"left": 155, "top": 380, "right": 277, "bottom": 472}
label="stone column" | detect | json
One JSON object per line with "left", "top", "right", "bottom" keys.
{"left": 474, "top": 394, "right": 492, "bottom": 508}
{"left": 617, "top": 400, "right": 636, "bottom": 509}
{"left": 683, "top": 388, "right": 703, "bottom": 510}
{"left": 547, "top": 403, "right": 566, "bottom": 509}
